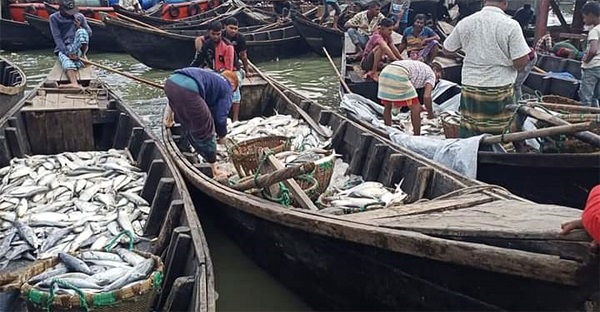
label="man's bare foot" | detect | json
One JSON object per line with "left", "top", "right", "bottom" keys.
{"left": 363, "top": 71, "right": 379, "bottom": 81}
{"left": 59, "top": 83, "right": 83, "bottom": 89}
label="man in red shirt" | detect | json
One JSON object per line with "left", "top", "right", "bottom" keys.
{"left": 561, "top": 185, "right": 600, "bottom": 246}
{"left": 360, "top": 18, "right": 402, "bottom": 81}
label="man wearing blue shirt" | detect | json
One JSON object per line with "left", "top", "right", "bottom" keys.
{"left": 49, "top": 0, "right": 92, "bottom": 88}
{"left": 163, "top": 68, "right": 239, "bottom": 177}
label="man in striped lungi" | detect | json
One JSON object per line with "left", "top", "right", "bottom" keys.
{"left": 443, "top": 0, "right": 530, "bottom": 139}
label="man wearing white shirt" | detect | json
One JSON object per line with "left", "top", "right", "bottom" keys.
{"left": 443, "top": 0, "right": 530, "bottom": 138}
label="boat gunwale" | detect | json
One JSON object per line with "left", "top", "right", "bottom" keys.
{"left": 0, "top": 57, "right": 27, "bottom": 96}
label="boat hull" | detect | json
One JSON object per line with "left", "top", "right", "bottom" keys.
{"left": 0, "top": 57, "right": 26, "bottom": 118}
{"left": 105, "top": 17, "right": 309, "bottom": 70}
{"left": 291, "top": 14, "right": 344, "bottom": 57}
{"left": 477, "top": 152, "right": 600, "bottom": 209}
{"left": 0, "top": 18, "right": 54, "bottom": 51}
{"left": 190, "top": 177, "right": 596, "bottom": 311}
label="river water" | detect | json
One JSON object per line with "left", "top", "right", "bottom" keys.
{"left": 0, "top": 49, "right": 341, "bottom": 311}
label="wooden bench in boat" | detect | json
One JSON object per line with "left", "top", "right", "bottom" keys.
{"left": 17, "top": 64, "right": 113, "bottom": 155}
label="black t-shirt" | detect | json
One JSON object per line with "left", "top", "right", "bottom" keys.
{"left": 224, "top": 32, "right": 247, "bottom": 55}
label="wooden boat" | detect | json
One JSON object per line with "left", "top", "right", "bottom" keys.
{"left": 162, "top": 65, "right": 598, "bottom": 310}
{"left": 291, "top": 12, "right": 344, "bottom": 57}
{"left": 145, "top": 0, "right": 220, "bottom": 21}
{"left": 0, "top": 56, "right": 26, "bottom": 118}
{"left": 24, "top": 12, "right": 124, "bottom": 53}
{"left": 110, "top": 0, "right": 252, "bottom": 27}
{"left": 103, "top": 15, "right": 310, "bottom": 70}
{"left": 159, "top": 5, "right": 279, "bottom": 31}
{"left": 0, "top": 18, "right": 54, "bottom": 51}
{"left": 524, "top": 54, "right": 581, "bottom": 100}
{"left": 0, "top": 64, "right": 215, "bottom": 311}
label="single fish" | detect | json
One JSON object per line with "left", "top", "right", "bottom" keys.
{"left": 58, "top": 252, "right": 92, "bottom": 275}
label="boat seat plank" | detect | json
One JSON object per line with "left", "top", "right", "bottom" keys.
{"left": 46, "top": 62, "right": 95, "bottom": 84}
{"left": 23, "top": 90, "right": 102, "bottom": 111}
{"left": 24, "top": 110, "right": 94, "bottom": 154}
{"left": 376, "top": 200, "right": 587, "bottom": 240}
{"left": 339, "top": 193, "right": 493, "bottom": 221}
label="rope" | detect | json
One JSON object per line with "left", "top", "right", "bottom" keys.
{"left": 253, "top": 149, "right": 274, "bottom": 188}
{"left": 262, "top": 182, "right": 292, "bottom": 206}
{"left": 47, "top": 279, "right": 89, "bottom": 312}
{"left": 105, "top": 230, "right": 135, "bottom": 252}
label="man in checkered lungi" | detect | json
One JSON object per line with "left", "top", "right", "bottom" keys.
{"left": 49, "top": 0, "right": 92, "bottom": 89}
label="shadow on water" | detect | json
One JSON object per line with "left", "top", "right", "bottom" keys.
{"left": 0, "top": 50, "right": 339, "bottom": 311}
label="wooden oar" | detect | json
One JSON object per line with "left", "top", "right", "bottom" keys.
{"left": 248, "top": 61, "right": 330, "bottom": 138}
{"left": 110, "top": 12, "right": 168, "bottom": 34}
{"left": 480, "top": 121, "right": 599, "bottom": 145}
{"left": 323, "top": 47, "right": 352, "bottom": 94}
{"left": 529, "top": 102, "right": 600, "bottom": 113}
{"left": 80, "top": 59, "right": 164, "bottom": 90}
{"left": 507, "top": 104, "right": 600, "bottom": 147}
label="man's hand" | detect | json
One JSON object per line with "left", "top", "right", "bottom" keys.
{"left": 68, "top": 54, "right": 79, "bottom": 61}
{"left": 245, "top": 70, "right": 253, "bottom": 78}
{"left": 561, "top": 219, "right": 583, "bottom": 235}
{"left": 217, "top": 136, "right": 226, "bottom": 144}
{"left": 163, "top": 112, "right": 174, "bottom": 128}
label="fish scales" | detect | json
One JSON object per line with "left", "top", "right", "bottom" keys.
{"left": 0, "top": 150, "right": 148, "bottom": 271}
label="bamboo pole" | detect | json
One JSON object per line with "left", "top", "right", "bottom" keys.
{"left": 529, "top": 102, "right": 600, "bottom": 113}
{"left": 231, "top": 161, "right": 316, "bottom": 191}
{"left": 323, "top": 47, "right": 352, "bottom": 93}
{"left": 81, "top": 59, "right": 164, "bottom": 90}
{"left": 507, "top": 104, "right": 600, "bottom": 147}
{"left": 480, "top": 121, "right": 599, "bottom": 145}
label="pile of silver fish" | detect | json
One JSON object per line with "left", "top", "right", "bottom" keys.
{"left": 314, "top": 159, "right": 407, "bottom": 214}
{"left": 317, "top": 181, "right": 407, "bottom": 214}
{"left": 225, "top": 114, "right": 332, "bottom": 153}
{"left": 0, "top": 150, "right": 150, "bottom": 271}
{"left": 213, "top": 114, "right": 334, "bottom": 177}
{"left": 28, "top": 250, "right": 155, "bottom": 294}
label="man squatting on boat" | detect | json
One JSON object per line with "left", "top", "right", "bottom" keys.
{"left": 49, "top": 0, "right": 92, "bottom": 89}
{"left": 163, "top": 68, "right": 239, "bottom": 177}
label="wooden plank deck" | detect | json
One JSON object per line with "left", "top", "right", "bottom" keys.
{"left": 46, "top": 61, "right": 95, "bottom": 84}
{"left": 22, "top": 90, "right": 107, "bottom": 111}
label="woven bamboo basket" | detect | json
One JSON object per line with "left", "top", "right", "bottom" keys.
{"left": 229, "top": 136, "right": 291, "bottom": 177}
{"left": 295, "top": 153, "right": 335, "bottom": 200}
{"left": 21, "top": 250, "right": 163, "bottom": 312}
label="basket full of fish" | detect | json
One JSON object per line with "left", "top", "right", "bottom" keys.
{"left": 20, "top": 245, "right": 163, "bottom": 312}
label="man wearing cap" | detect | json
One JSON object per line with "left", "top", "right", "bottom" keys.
{"left": 49, "top": 0, "right": 92, "bottom": 89}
